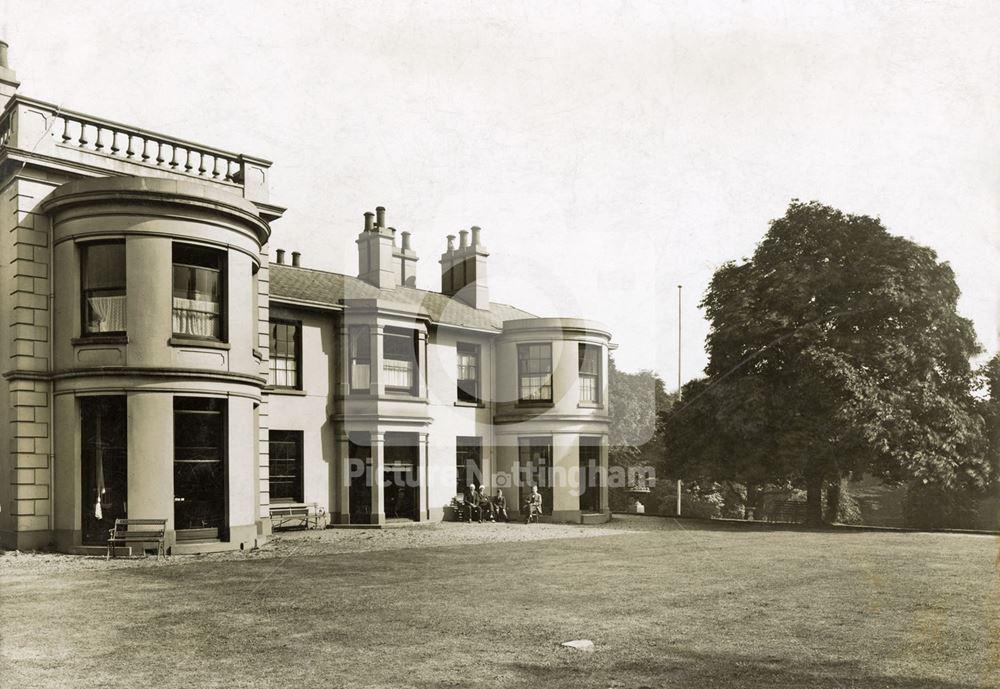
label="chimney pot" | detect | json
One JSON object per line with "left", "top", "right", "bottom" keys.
{"left": 0, "top": 41, "right": 8, "bottom": 69}
{"left": 364, "top": 212, "right": 374, "bottom": 232}
{"left": 275, "top": 249, "right": 285, "bottom": 265}
{"left": 446, "top": 235, "right": 456, "bottom": 253}
{"left": 375, "top": 206, "right": 386, "bottom": 228}
{"left": 401, "top": 231, "right": 412, "bottom": 251}
{"left": 459, "top": 230, "right": 469, "bottom": 249}
{"left": 291, "top": 251, "right": 301, "bottom": 267}
{"left": 471, "top": 226, "right": 481, "bottom": 247}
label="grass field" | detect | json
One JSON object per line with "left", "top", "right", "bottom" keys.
{"left": 2, "top": 517, "right": 998, "bottom": 689}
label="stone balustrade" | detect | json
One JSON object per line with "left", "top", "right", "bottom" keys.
{"left": 1, "top": 96, "right": 275, "bottom": 204}
{"left": 53, "top": 109, "right": 242, "bottom": 182}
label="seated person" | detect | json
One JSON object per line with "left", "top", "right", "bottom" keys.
{"left": 476, "top": 485, "right": 494, "bottom": 523}
{"left": 492, "top": 489, "right": 508, "bottom": 522}
{"left": 525, "top": 485, "right": 543, "bottom": 524}
{"left": 463, "top": 483, "right": 478, "bottom": 523}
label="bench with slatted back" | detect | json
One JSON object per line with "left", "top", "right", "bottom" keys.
{"left": 269, "top": 502, "right": 323, "bottom": 531}
{"left": 107, "top": 518, "right": 167, "bottom": 559}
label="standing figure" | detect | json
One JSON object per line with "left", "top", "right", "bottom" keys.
{"left": 525, "top": 485, "right": 542, "bottom": 524}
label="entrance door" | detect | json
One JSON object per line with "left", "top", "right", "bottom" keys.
{"left": 173, "top": 398, "right": 226, "bottom": 540}
{"left": 579, "top": 436, "right": 601, "bottom": 512}
{"left": 348, "top": 434, "right": 372, "bottom": 523}
{"left": 81, "top": 396, "right": 127, "bottom": 545}
{"left": 385, "top": 432, "right": 419, "bottom": 520}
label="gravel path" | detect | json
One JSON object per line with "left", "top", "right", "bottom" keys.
{"left": 0, "top": 516, "right": 660, "bottom": 576}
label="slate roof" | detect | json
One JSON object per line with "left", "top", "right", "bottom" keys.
{"left": 269, "top": 264, "right": 535, "bottom": 331}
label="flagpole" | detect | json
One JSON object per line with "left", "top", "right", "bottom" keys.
{"left": 676, "top": 284, "right": 682, "bottom": 517}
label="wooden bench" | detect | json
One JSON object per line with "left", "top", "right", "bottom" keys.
{"left": 269, "top": 502, "right": 324, "bottom": 531}
{"left": 107, "top": 518, "right": 167, "bottom": 559}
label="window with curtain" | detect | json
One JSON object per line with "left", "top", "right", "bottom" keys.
{"left": 518, "top": 343, "right": 552, "bottom": 402}
{"left": 456, "top": 343, "right": 481, "bottom": 404}
{"left": 172, "top": 243, "right": 224, "bottom": 340}
{"left": 578, "top": 343, "right": 602, "bottom": 404}
{"left": 81, "top": 242, "right": 126, "bottom": 335}
{"left": 269, "top": 320, "right": 300, "bottom": 388}
{"left": 349, "top": 325, "right": 371, "bottom": 392}
{"left": 384, "top": 328, "right": 418, "bottom": 394}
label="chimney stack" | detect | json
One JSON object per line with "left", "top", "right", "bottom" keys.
{"left": 291, "top": 251, "right": 301, "bottom": 267}
{"left": 440, "top": 226, "right": 490, "bottom": 309}
{"left": 0, "top": 40, "right": 19, "bottom": 109}
{"left": 275, "top": 249, "right": 286, "bottom": 265}
{"left": 358, "top": 206, "right": 414, "bottom": 289}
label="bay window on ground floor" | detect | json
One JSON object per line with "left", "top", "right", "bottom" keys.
{"left": 579, "top": 435, "right": 602, "bottom": 512}
{"left": 173, "top": 397, "right": 227, "bottom": 540}
{"left": 518, "top": 436, "right": 553, "bottom": 515}
{"left": 80, "top": 395, "right": 127, "bottom": 545}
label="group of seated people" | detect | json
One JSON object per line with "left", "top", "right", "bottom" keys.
{"left": 459, "top": 484, "right": 544, "bottom": 524}
{"left": 460, "top": 484, "right": 507, "bottom": 522}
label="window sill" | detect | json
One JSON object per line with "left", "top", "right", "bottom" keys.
{"left": 72, "top": 335, "right": 129, "bottom": 346}
{"left": 267, "top": 387, "right": 306, "bottom": 396}
{"left": 168, "top": 337, "right": 231, "bottom": 351}
{"left": 454, "top": 401, "right": 486, "bottom": 409}
{"left": 384, "top": 392, "right": 427, "bottom": 403}
{"left": 516, "top": 400, "right": 554, "bottom": 408}
{"left": 577, "top": 402, "right": 602, "bottom": 409}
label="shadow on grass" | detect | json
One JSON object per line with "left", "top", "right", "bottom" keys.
{"left": 508, "top": 646, "right": 988, "bottom": 689}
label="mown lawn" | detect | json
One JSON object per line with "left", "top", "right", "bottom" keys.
{"left": 2, "top": 519, "right": 998, "bottom": 689}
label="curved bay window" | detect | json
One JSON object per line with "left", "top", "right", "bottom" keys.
{"left": 173, "top": 243, "right": 225, "bottom": 340}
{"left": 81, "top": 241, "right": 126, "bottom": 335}
{"left": 518, "top": 343, "right": 552, "bottom": 402}
{"left": 174, "top": 397, "right": 226, "bottom": 540}
{"left": 578, "top": 343, "right": 602, "bottom": 404}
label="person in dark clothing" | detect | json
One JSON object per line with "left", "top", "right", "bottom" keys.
{"left": 476, "top": 485, "right": 493, "bottom": 523}
{"left": 463, "top": 483, "right": 478, "bottom": 522}
{"left": 525, "top": 485, "right": 542, "bottom": 524}
{"left": 492, "top": 489, "right": 508, "bottom": 522}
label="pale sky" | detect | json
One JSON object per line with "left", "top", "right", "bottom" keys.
{"left": 3, "top": 1, "right": 998, "bottom": 385}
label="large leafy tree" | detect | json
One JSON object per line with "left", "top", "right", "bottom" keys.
{"left": 608, "top": 358, "right": 675, "bottom": 510}
{"left": 675, "top": 200, "right": 988, "bottom": 524}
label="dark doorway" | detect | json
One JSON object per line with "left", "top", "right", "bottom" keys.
{"left": 348, "top": 433, "right": 372, "bottom": 523}
{"left": 579, "top": 436, "right": 602, "bottom": 512}
{"left": 173, "top": 398, "right": 227, "bottom": 540}
{"left": 81, "top": 396, "right": 127, "bottom": 545}
{"left": 519, "top": 436, "right": 553, "bottom": 515}
{"left": 385, "top": 432, "right": 419, "bottom": 520}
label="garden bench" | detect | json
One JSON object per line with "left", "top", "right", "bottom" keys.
{"left": 107, "top": 518, "right": 167, "bottom": 559}
{"left": 269, "top": 502, "right": 324, "bottom": 530}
